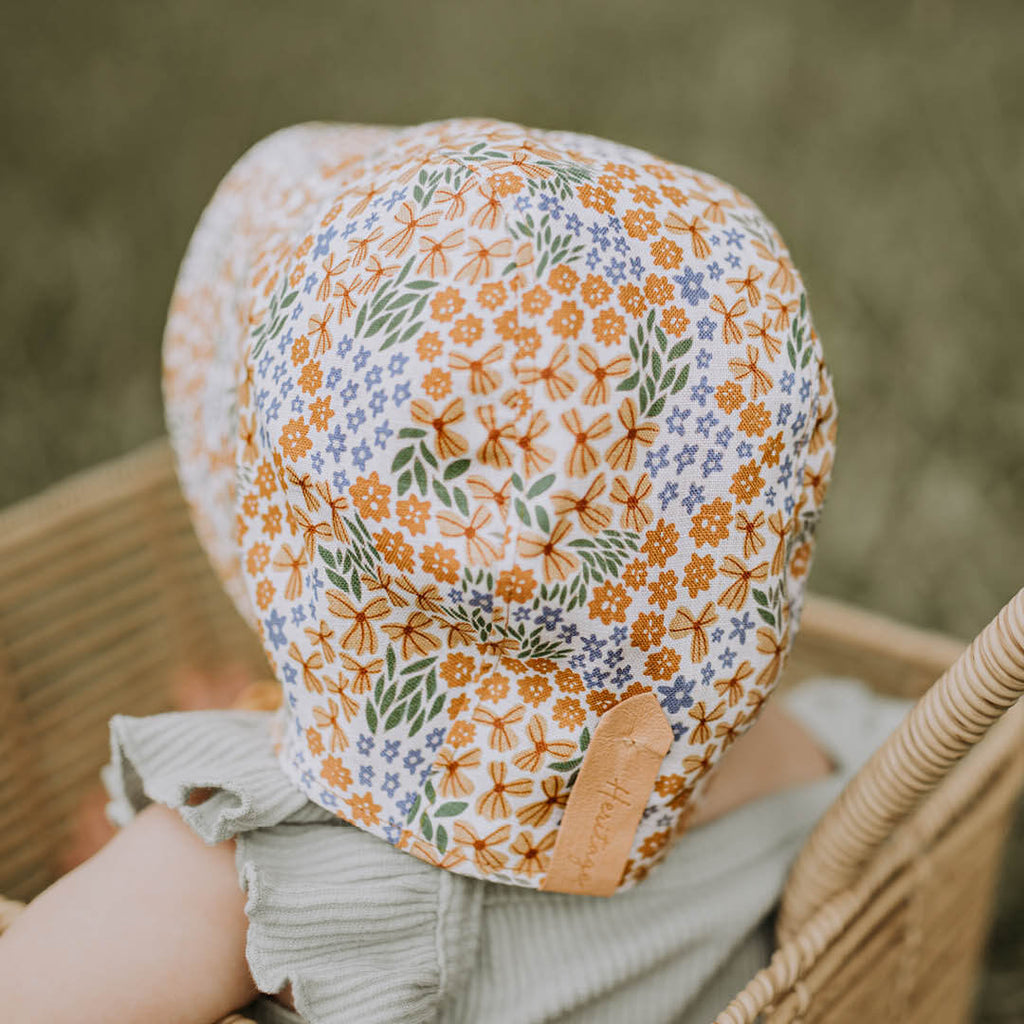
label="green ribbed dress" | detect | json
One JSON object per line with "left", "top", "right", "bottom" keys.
{"left": 102, "top": 677, "right": 910, "bottom": 1024}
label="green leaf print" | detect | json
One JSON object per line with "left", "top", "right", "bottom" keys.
{"left": 567, "top": 528, "right": 641, "bottom": 583}
{"left": 350, "top": 255, "right": 438, "bottom": 354}
{"left": 618, "top": 308, "right": 693, "bottom": 415}
{"left": 363, "top": 650, "right": 445, "bottom": 736}
{"left": 434, "top": 802, "right": 468, "bottom": 817}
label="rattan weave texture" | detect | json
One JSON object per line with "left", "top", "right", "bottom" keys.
{"left": 0, "top": 440, "right": 1020, "bottom": 1024}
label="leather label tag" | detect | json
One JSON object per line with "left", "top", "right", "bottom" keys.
{"left": 540, "top": 691, "right": 673, "bottom": 897}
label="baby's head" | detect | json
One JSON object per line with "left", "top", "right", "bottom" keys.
{"left": 164, "top": 118, "right": 837, "bottom": 894}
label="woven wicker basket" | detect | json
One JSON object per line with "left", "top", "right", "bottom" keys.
{"left": 0, "top": 439, "right": 1020, "bottom": 1024}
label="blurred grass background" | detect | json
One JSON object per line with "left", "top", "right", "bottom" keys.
{"left": 1, "top": 0, "right": 1021, "bottom": 1017}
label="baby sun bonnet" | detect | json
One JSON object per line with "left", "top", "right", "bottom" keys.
{"left": 162, "top": 117, "right": 837, "bottom": 896}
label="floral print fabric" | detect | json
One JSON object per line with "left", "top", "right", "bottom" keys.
{"left": 163, "top": 117, "right": 837, "bottom": 892}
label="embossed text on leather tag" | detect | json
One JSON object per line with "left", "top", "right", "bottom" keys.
{"left": 540, "top": 691, "right": 673, "bottom": 897}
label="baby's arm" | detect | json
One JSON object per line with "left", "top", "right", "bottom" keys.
{"left": 0, "top": 803, "right": 257, "bottom": 1024}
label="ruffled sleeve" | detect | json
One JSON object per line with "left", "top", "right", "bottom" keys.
{"left": 102, "top": 710, "right": 484, "bottom": 1024}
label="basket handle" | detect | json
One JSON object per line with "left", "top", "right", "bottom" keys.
{"left": 777, "top": 586, "right": 1024, "bottom": 938}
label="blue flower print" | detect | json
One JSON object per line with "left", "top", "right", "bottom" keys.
{"left": 675, "top": 266, "right": 709, "bottom": 305}
{"left": 674, "top": 445, "right": 698, "bottom": 474}
{"left": 645, "top": 443, "right": 670, "bottom": 477}
{"left": 658, "top": 675, "right": 696, "bottom": 715}
{"left": 690, "top": 375, "right": 714, "bottom": 408}
{"left": 666, "top": 405, "right": 691, "bottom": 436}
{"left": 729, "top": 613, "right": 755, "bottom": 645}
{"left": 536, "top": 605, "right": 562, "bottom": 629}
{"left": 658, "top": 480, "right": 679, "bottom": 510}
{"left": 696, "top": 410, "right": 719, "bottom": 438}
{"left": 309, "top": 568, "right": 324, "bottom": 603}
{"left": 588, "top": 223, "right": 610, "bottom": 251}
{"left": 265, "top": 609, "right": 287, "bottom": 650}
{"left": 369, "top": 389, "right": 387, "bottom": 416}
{"left": 681, "top": 482, "right": 705, "bottom": 515}
{"left": 581, "top": 634, "right": 607, "bottom": 662}
{"left": 605, "top": 257, "right": 626, "bottom": 285}
{"left": 384, "top": 187, "right": 407, "bottom": 211}
{"left": 610, "top": 665, "right": 632, "bottom": 689}
{"left": 351, "top": 440, "right": 373, "bottom": 471}
{"left": 537, "top": 193, "right": 563, "bottom": 219}
{"left": 701, "top": 449, "right": 724, "bottom": 477}
{"left": 312, "top": 226, "right": 337, "bottom": 259}
{"left": 374, "top": 421, "right": 393, "bottom": 449}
